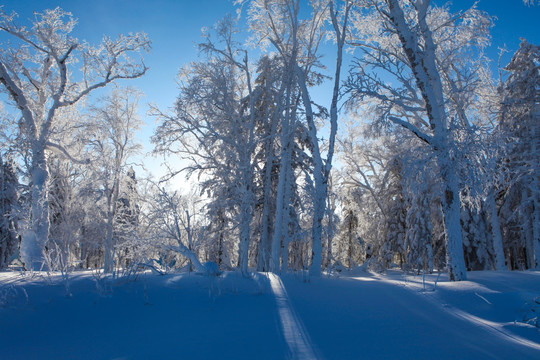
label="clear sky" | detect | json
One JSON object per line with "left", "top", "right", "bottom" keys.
{"left": 1, "top": 0, "right": 539, "bottom": 186}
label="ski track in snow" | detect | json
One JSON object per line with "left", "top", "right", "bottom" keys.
{"left": 266, "top": 272, "right": 320, "bottom": 360}
{"left": 378, "top": 273, "right": 540, "bottom": 353}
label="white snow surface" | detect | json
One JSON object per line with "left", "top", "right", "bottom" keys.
{"left": 266, "top": 272, "right": 319, "bottom": 359}
{"left": 1, "top": 269, "right": 539, "bottom": 359}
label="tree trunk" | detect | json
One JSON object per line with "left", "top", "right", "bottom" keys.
{"left": 21, "top": 145, "right": 49, "bottom": 271}
{"left": 280, "top": 163, "right": 294, "bottom": 273}
{"left": 271, "top": 85, "right": 294, "bottom": 273}
{"left": 104, "top": 175, "right": 120, "bottom": 274}
{"left": 296, "top": 66, "right": 325, "bottom": 277}
{"left": 238, "top": 169, "right": 253, "bottom": 276}
{"left": 270, "top": 142, "right": 291, "bottom": 272}
{"left": 257, "top": 112, "right": 278, "bottom": 271}
{"left": 440, "top": 160, "right": 467, "bottom": 281}
{"left": 486, "top": 190, "right": 506, "bottom": 270}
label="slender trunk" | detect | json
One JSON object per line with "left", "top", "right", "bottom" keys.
{"left": 258, "top": 105, "right": 279, "bottom": 271}
{"left": 486, "top": 190, "right": 506, "bottom": 270}
{"left": 271, "top": 137, "right": 292, "bottom": 272}
{"left": 296, "top": 66, "right": 325, "bottom": 277}
{"left": 186, "top": 210, "right": 193, "bottom": 271}
{"left": 309, "top": 191, "right": 325, "bottom": 276}
{"left": 258, "top": 159, "right": 273, "bottom": 271}
{"left": 238, "top": 166, "right": 253, "bottom": 276}
{"left": 104, "top": 173, "right": 121, "bottom": 273}
{"left": 271, "top": 79, "right": 294, "bottom": 273}
{"left": 325, "top": 192, "right": 336, "bottom": 268}
{"left": 305, "top": 3, "right": 349, "bottom": 276}
{"left": 238, "top": 59, "right": 257, "bottom": 276}
{"left": 218, "top": 226, "right": 223, "bottom": 267}
{"left": 280, "top": 162, "right": 294, "bottom": 273}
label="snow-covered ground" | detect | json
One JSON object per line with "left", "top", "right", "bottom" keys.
{"left": 1, "top": 269, "right": 539, "bottom": 359}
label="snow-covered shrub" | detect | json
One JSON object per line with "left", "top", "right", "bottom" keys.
{"left": 203, "top": 261, "right": 221, "bottom": 277}
{"left": 520, "top": 296, "right": 540, "bottom": 328}
{"left": 0, "top": 283, "right": 28, "bottom": 308}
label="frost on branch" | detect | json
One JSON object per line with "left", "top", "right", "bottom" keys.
{"left": 0, "top": 6, "right": 150, "bottom": 270}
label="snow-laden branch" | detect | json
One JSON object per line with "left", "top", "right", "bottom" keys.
{"left": 388, "top": 116, "right": 434, "bottom": 146}
{"left": 45, "top": 141, "right": 90, "bottom": 165}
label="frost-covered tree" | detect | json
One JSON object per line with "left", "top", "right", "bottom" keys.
{"left": 336, "top": 203, "right": 361, "bottom": 268}
{"left": 145, "top": 184, "right": 205, "bottom": 273}
{"left": 44, "top": 154, "right": 85, "bottom": 272}
{"left": 113, "top": 167, "right": 141, "bottom": 269}
{"left": 0, "top": 7, "right": 150, "bottom": 270}
{"left": 153, "top": 17, "right": 257, "bottom": 275}
{"left": 345, "top": 0, "right": 494, "bottom": 280}
{"left": 251, "top": 55, "right": 283, "bottom": 271}
{"left": 86, "top": 87, "right": 143, "bottom": 273}
{"left": 242, "top": 0, "right": 352, "bottom": 276}
{"left": 498, "top": 40, "right": 540, "bottom": 269}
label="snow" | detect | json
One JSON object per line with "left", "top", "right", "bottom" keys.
{"left": 203, "top": 261, "right": 221, "bottom": 276}
{"left": 1, "top": 269, "right": 539, "bottom": 359}
{"left": 267, "top": 272, "right": 318, "bottom": 359}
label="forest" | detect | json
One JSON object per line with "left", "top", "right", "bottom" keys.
{"left": 1, "top": 1, "right": 540, "bottom": 358}
{"left": 0, "top": 0, "right": 539, "bottom": 282}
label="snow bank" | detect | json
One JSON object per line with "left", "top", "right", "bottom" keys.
{"left": 1, "top": 270, "right": 539, "bottom": 359}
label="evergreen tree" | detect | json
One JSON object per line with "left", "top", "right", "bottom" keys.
{"left": 498, "top": 40, "right": 540, "bottom": 269}
{"left": 114, "top": 167, "right": 140, "bottom": 268}
{"left": 0, "top": 155, "right": 19, "bottom": 268}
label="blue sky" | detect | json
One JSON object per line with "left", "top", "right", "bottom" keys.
{"left": 1, "top": 0, "right": 240, "bottom": 110}
{"left": 3, "top": 0, "right": 538, "bottom": 111}
{"left": 1, "top": 0, "right": 539, "bottom": 183}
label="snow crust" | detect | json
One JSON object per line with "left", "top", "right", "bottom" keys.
{"left": 1, "top": 269, "right": 539, "bottom": 359}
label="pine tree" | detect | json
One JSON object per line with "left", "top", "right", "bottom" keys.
{"left": 498, "top": 40, "right": 540, "bottom": 269}
{"left": 114, "top": 167, "right": 140, "bottom": 268}
{"left": 0, "top": 156, "right": 19, "bottom": 268}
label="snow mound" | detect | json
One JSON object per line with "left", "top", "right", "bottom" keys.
{"left": 203, "top": 261, "right": 220, "bottom": 276}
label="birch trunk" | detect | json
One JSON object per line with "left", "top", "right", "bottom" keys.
{"left": 306, "top": 2, "right": 350, "bottom": 276}
{"left": 271, "top": 128, "right": 293, "bottom": 272}
{"left": 257, "top": 97, "right": 280, "bottom": 271}
{"left": 271, "top": 69, "right": 295, "bottom": 272}
{"left": 386, "top": 0, "right": 467, "bottom": 280}
{"left": 280, "top": 161, "right": 294, "bottom": 272}
{"left": 439, "top": 159, "right": 467, "bottom": 281}
{"left": 258, "top": 155, "right": 274, "bottom": 271}
{"left": 238, "top": 165, "right": 253, "bottom": 276}
{"left": 238, "top": 57, "right": 257, "bottom": 276}
{"left": 21, "top": 144, "right": 49, "bottom": 270}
